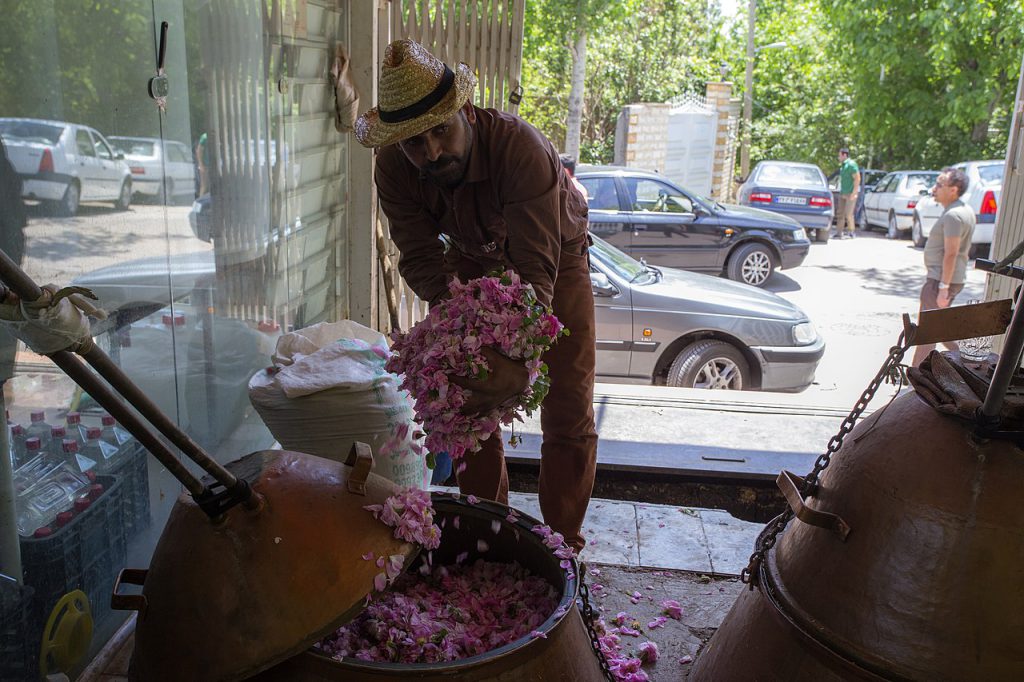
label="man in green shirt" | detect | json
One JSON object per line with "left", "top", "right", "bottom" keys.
{"left": 835, "top": 147, "right": 860, "bottom": 239}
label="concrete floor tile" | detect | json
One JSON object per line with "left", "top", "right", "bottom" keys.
{"left": 635, "top": 505, "right": 713, "bottom": 572}
{"left": 580, "top": 499, "right": 640, "bottom": 566}
{"left": 507, "top": 491, "right": 543, "bottom": 522}
{"left": 699, "top": 509, "right": 763, "bottom": 576}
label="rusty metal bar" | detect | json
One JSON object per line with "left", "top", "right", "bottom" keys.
{"left": 777, "top": 471, "right": 851, "bottom": 541}
{"left": 905, "top": 299, "right": 1013, "bottom": 347}
{"left": 980, "top": 284, "right": 1024, "bottom": 421}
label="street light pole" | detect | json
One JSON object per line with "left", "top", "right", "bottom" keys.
{"left": 741, "top": 0, "right": 756, "bottom": 180}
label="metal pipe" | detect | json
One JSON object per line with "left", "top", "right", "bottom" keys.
{"left": 0, "top": 387, "right": 22, "bottom": 581}
{"left": 979, "top": 282, "right": 1024, "bottom": 420}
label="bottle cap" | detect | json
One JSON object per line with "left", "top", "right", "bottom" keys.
{"left": 86, "top": 426, "right": 102, "bottom": 440}
{"left": 56, "top": 511, "right": 75, "bottom": 527}
{"left": 62, "top": 439, "right": 78, "bottom": 453}
{"left": 85, "top": 471, "right": 96, "bottom": 483}
{"left": 51, "top": 426, "right": 66, "bottom": 438}
{"left": 88, "top": 483, "right": 104, "bottom": 500}
{"left": 66, "top": 412, "right": 81, "bottom": 425}
{"left": 10, "top": 423, "right": 24, "bottom": 436}
{"left": 33, "top": 526, "right": 53, "bottom": 538}
{"left": 30, "top": 411, "right": 45, "bottom": 423}
{"left": 101, "top": 414, "right": 116, "bottom": 427}
{"left": 25, "top": 437, "right": 41, "bottom": 451}
{"left": 162, "top": 311, "right": 186, "bottom": 326}
{"left": 73, "top": 498, "right": 92, "bottom": 513}
{"left": 258, "top": 320, "right": 280, "bottom": 333}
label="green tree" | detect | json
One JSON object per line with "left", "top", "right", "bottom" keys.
{"left": 819, "top": 0, "right": 1024, "bottom": 168}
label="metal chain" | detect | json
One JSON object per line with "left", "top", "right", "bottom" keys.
{"left": 578, "top": 579, "right": 617, "bottom": 681}
{"left": 740, "top": 333, "right": 912, "bottom": 588}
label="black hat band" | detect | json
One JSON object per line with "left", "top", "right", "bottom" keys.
{"left": 379, "top": 65, "right": 456, "bottom": 124}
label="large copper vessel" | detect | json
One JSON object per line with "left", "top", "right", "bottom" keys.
{"left": 692, "top": 296, "right": 1024, "bottom": 681}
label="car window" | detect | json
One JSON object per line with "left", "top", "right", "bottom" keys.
{"left": 92, "top": 133, "right": 114, "bottom": 160}
{"left": 755, "top": 163, "right": 825, "bottom": 188}
{"left": 579, "top": 177, "right": 620, "bottom": 211}
{"left": 168, "top": 143, "right": 189, "bottom": 163}
{"left": 876, "top": 174, "right": 896, "bottom": 192}
{"left": 112, "top": 138, "right": 156, "bottom": 156}
{"left": 905, "top": 173, "right": 937, "bottom": 192}
{"left": 977, "top": 164, "right": 1003, "bottom": 186}
{"left": 863, "top": 170, "right": 886, "bottom": 187}
{"left": 76, "top": 129, "right": 96, "bottom": 157}
{"left": 0, "top": 120, "right": 64, "bottom": 144}
{"left": 589, "top": 235, "right": 645, "bottom": 281}
{"left": 629, "top": 178, "right": 693, "bottom": 213}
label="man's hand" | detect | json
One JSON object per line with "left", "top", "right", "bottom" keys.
{"left": 936, "top": 289, "right": 952, "bottom": 308}
{"left": 449, "top": 346, "right": 529, "bottom": 416}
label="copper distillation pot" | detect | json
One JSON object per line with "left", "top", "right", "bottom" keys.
{"left": 691, "top": 257, "right": 1024, "bottom": 681}
{"left": 0, "top": 250, "right": 608, "bottom": 682}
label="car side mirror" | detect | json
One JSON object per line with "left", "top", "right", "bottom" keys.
{"left": 919, "top": 188, "right": 930, "bottom": 196}
{"left": 590, "top": 272, "right": 618, "bottom": 297}
{"left": 115, "top": 153, "right": 125, "bottom": 160}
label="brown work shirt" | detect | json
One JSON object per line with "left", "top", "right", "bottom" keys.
{"left": 375, "top": 106, "right": 589, "bottom": 307}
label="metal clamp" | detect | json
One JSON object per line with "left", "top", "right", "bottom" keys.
{"left": 777, "top": 470, "right": 851, "bottom": 541}
{"left": 111, "top": 568, "right": 149, "bottom": 615}
{"left": 345, "top": 441, "right": 374, "bottom": 495}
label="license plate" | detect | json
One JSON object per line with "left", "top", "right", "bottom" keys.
{"left": 776, "top": 195, "right": 807, "bottom": 205}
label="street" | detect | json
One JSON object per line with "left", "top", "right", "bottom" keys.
{"left": 760, "top": 228, "right": 986, "bottom": 410}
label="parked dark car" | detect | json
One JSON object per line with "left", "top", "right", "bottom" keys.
{"left": 576, "top": 165, "right": 810, "bottom": 288}
{"left": 828, "top": 167, "right": 886, "bottom": 229}
{"left": 737, "top": 161, "right": 833, "bottom": 242}
{"left": 589, "top": 235, "right": 823, "bottom": 391}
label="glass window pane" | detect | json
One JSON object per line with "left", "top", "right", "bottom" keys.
{"left": 580, "top": 177, "right": 619, "bottom": 210}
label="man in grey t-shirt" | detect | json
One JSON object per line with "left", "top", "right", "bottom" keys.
{"left": 911, "top": 166, "right": 976, "bottom": 366}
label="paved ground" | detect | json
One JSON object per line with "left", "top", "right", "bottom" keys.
{"left": 762, "top": 227, "right": 987, "bottom": 409}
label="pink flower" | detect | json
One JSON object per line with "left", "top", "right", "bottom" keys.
{"left": 638, "top": 641, "right": 659, "bottom": 664}
{"left": 661, "top": 599, "right": 683, "bottom": 620}
{"left": 647, "top": 616, "right": 668, "bottom": 629}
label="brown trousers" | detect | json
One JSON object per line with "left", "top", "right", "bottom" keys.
{"left": 454, "top": 241, "right": 598, "bottom": 551}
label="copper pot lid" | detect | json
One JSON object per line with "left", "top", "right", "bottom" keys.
{"left": 124, "top": 448, "right": 420, "bottom": 682}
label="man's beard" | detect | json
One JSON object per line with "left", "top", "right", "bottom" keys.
{"left": 422, "top": 154, "right": 468, "bottom": 188}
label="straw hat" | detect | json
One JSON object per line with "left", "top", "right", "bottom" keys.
{"left": 355, "top": 39, "right": 477, "bottom": 148}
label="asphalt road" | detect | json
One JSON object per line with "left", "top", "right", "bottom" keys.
{"left": 761, "top": 227, "right": 986, "bottom": 409}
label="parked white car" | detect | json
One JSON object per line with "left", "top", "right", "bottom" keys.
{"left": 0, "top": 117, "right": 132, "bottom": 216}
{"left": 911, "top": 160, "right": 1003, "bottom": 252}
{"left": 108, "top": 137, "right": 196, "bottom": 204}
{"left": 862, "top": 170, "right": 938, "bottom": 239}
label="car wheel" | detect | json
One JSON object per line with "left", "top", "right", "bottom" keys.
{"left": 667, "top": 340, "right": 749, "bottom": 390}
{"left": 815, "top": 228, "right": 829, "bottom": 243}
{"left": 887, "top": 212, "right": 899, "bottom": 239}
{"left": 727, "top": 242, "right": 774, "bottom": 287}
{"left": 53, "top": 181, "right": 80, "bottom": 217}
{"left": 912, "top": 215, "right": 926, "bottom": 248}
{"left": 115, "top": 180, "right": 131, "bottom": 210}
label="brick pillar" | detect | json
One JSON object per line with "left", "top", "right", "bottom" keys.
{"left": 706, "top": 81, "right": 735, "bottom": 202}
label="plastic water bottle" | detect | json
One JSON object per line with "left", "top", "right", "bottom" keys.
{"left": 8, "top": 423, "right": 27, "bottom": 467}
{"left": 100, "top": 413, "right": 133, "bottom": 449}
{"left": 83, "top": 427, "right": 120, "bottom": 473}
{"left": 25, "top": 411, "right": 52, "bottom": 452}
{"left": 15, "top": 463, "right": 90, "bottom": 536}
{"left": 12, "top": 438, "right": 51, "bottom": 494}
{"left": 47, "top": 426, "right": 67, "bottom": 464}
{"left": 62, "top": 439, "right": 96, "bottom": 476}
{"left": 65, "top": 411, "right": 88, "bottom": 449}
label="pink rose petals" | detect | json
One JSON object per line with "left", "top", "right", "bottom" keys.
{"left": 679, "top": 654, "right": 694, "bottom": 664}
{"left": 385, "top": 271, "right": 566, "bottom": 460}
{"left": 466, "top": 494, "right": 480, "bottom": 504}
{"left": 647, "top": 616, "right": 668, "bottom": 629}
{"left": 660, "top": 599, "right": 683, "bottom": 620}
{"left": 638, "top": 640, "right": 659, "bottom": 664}
{"left": 317, "top": 560, "right": 558, "bottom": 663}
{"left": 364, "top": 487, "right": 441, "bottom": 550}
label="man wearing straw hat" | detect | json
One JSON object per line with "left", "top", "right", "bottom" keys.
{"left": 356, "top": 39, "right": 597, "bottom": 552}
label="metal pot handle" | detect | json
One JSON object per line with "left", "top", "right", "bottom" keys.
{"left": 777, "top": 471, "right": 851, "bottom": 541}
{"left": 344, "top": 441, "right": 374, "bottom": 495}
{"left": 111, "top": 568, "right": 149, "bottom": 614}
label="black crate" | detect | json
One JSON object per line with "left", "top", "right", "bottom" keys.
{"left": 20, "top": 475, "right": 127, "bottom": 640}
{"left": 106, "top": 440, "right": 150, "bottom": 543}
{"left": 0, "top": 575, "right": 35, "bottom": 681}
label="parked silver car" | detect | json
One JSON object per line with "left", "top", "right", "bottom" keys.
{"left": 862, "top": 170, "right": 938, "bottom": 238}
{"left": 108, "top": 136, "right": 196, "bottom": 204}
{"left": 589, "top": 235, "right": 823, "bottom": 391}
{"left": 0, "top": 117, "right": 132, "bottom": 216}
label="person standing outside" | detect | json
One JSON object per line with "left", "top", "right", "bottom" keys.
{"left": 911, "top": 167, "right": 976, "bottom": 366}
{"left": 559, "top": 153, "right": 588, "bottom": 201}
{"left": 356, "top": 40, "right": 597, "bottom": 552}
{"left": 835, "top": 147, "right": 860, "bottom": 239}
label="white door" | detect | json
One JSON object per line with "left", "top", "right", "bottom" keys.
{"left": 90, "top": 130, "right": 123, "bottom": 198}
{"left": 73, "top": 127, "right": 101, "bottom": 200}
{"left": 664, "top": 108, "right": 717, "bottom": 196}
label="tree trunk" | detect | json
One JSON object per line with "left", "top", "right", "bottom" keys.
{"left": 564, "top": 28, "right": 587, "bottom": 159}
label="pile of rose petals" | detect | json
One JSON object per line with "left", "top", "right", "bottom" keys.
{"left": 317, "top": 559, "right": 558, "bottom": 664}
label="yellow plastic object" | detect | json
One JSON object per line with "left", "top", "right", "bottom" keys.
{"left": 39, "top": 589, "right": 93, "bottom": 677}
